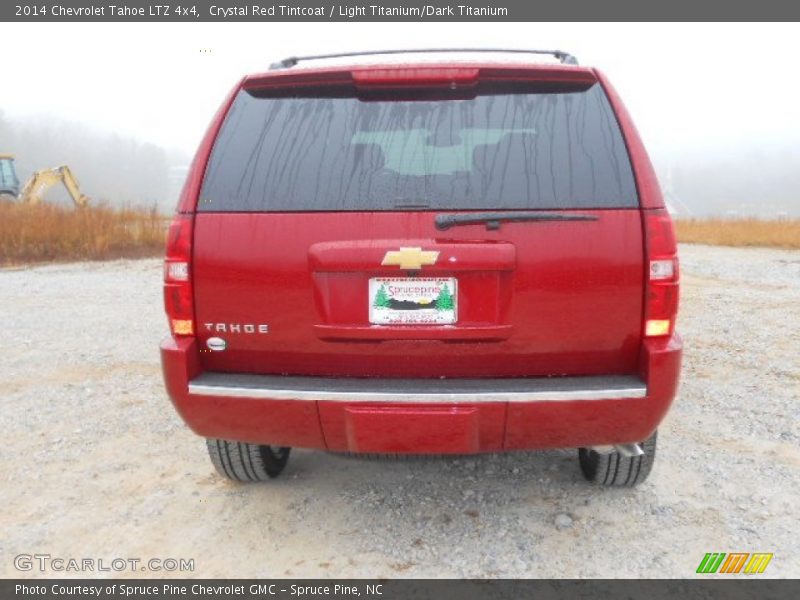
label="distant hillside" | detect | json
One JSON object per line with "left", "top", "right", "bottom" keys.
{"left": 0, "top": 112, "right": 187, "bottom": 213}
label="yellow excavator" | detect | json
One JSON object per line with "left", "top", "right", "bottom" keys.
{"left": 0, "top": 154, "right": 89, "bottom": 207}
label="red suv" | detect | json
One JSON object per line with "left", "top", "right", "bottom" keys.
{"left": 161, "top": 49, "right": 681, "bottom": 487}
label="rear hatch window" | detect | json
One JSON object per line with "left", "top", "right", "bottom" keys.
{"left": 199, "top": 81, "right": 638, "bottom": 212}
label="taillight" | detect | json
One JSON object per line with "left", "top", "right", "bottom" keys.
{"left": 164, "top": 214, "right": 194, "bottom": 336}
{"left": 644, "top": 209, "right": 679, "bottom": 338}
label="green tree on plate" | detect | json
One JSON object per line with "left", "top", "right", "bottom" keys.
{"left": 436, "top": 283, "right": 454, "bottom": 311}
{"left": 373, "top": 284, "right": 390, "bottom": 308}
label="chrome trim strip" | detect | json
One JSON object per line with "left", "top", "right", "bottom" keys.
{"left": 187, "top": 383, "right": 647, "bottom": 403}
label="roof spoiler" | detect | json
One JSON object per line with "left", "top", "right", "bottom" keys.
{"left": 269, "top": 48, "right": 579, "bottom": 70}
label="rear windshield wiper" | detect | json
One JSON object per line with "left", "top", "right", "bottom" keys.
{"left": 435, "top": 211, "right": 599, "bottom": 231}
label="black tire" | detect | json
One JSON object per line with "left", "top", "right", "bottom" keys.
{"left": 206, "top": 438, "right": 290, "bottom": 482}
{"left": 578, "top": 431, "right": 657, "bottom": 487}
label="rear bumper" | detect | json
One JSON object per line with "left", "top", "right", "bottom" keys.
{"left": 160, "top": 334, "right": 682, "bottom": 453}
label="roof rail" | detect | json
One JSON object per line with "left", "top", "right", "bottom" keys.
{"left": 269, "top": 48, "right": 579, "bottom": 70}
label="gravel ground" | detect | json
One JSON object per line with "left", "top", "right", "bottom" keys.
{"left": 1, "top": 244, "right": 798, "bottom": 578}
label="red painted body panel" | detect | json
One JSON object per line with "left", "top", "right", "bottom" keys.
{"left": 160, "top": 334, "right": 681, "bottom": 452}
{"left": 192, "top": 210, "right": 644, "bottom": 377}
{"left": 161, "top": 337, "right": 326, "bottom": 448}
{"left": 319, "top": 403, "right": 507, "bottom": 454}
{"left": 504, "top": 336, "right": 682, "bottom": 448}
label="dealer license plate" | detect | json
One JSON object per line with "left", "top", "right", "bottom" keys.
{"left": 369, "top": 277, "right": 457, "bottom": 325}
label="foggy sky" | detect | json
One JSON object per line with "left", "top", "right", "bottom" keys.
{"left": 1, "top": 22, "right": 799, "bottom": 215}
{"left": 2, "top": 22, "right": 798, "bottom": 156}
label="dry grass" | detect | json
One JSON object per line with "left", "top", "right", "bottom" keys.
{"left": 675, "top": 218, "right": 800, "bottom": 250}
{"left": 2, "top": 203, "right": 797, "bottom": 265}
{"left": 0, "top": 201, "right": 167, "bottom": 265}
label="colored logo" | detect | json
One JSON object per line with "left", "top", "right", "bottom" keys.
{"left": 696, "top": 553, "right": 773, "bottom": 574}
{"left": 381, "top": 247, "right": 439, "bottom": 270}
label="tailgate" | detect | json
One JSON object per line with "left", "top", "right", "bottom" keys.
{"left": 193, "top": 210, "right": 643, "bottom": 377}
